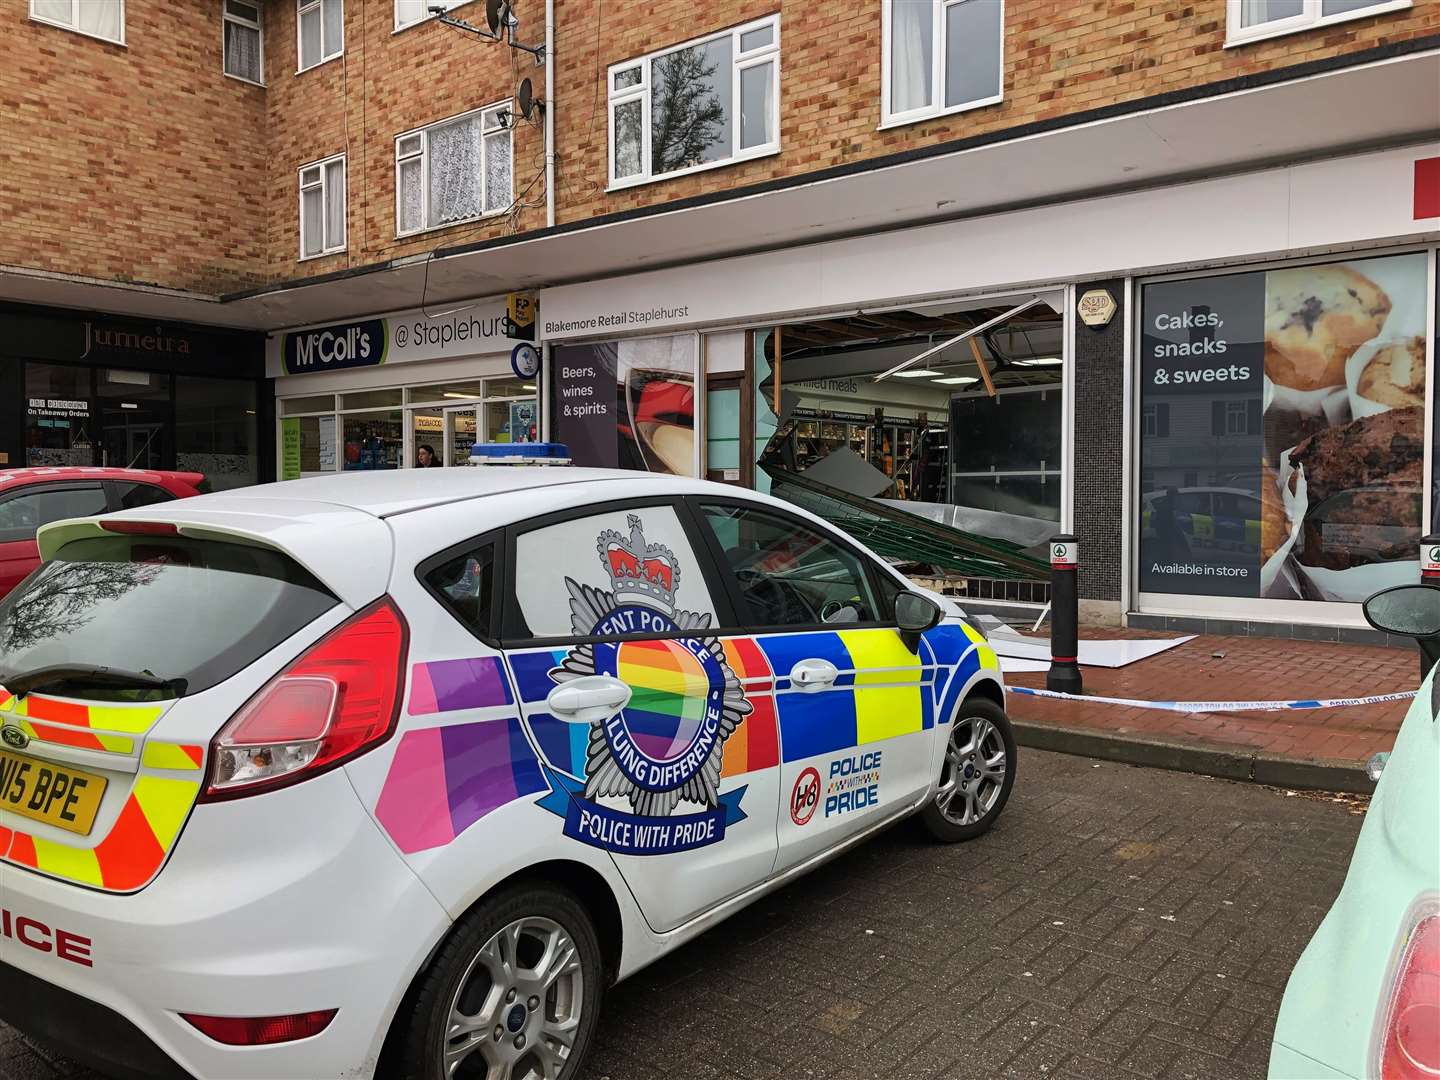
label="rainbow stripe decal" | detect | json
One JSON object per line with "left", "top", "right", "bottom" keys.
{"left": 409, "top": 657, "right": 513, "bottom": 715}
{"left": 376, "top": 719, "right": 546, "bottom": 854}
{"left": 613, "top": 639, "right": 716, "bottom": 761}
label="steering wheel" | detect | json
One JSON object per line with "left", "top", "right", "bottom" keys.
{"left": 734, "top": 567, "right": 795, "bottom": 624}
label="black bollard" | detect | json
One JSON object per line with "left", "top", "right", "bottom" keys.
{"left": 1047, "top": 534, "right": 1083, "bottom": 694}
{"left": 1422, "top": 535, "right": 1440, "bottom": 588}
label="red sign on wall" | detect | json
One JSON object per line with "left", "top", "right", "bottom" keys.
{"left": 1416, "top": 156, "right": 1440, "bottom": 220}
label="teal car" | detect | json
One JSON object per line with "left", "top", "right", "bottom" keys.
{"left": 1269, "top": 585, "right": 1440, "bottom": 1079}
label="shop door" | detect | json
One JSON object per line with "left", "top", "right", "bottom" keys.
{"left": 98, "top": 369, "right": 171, "bottom": 470}
{"left": 443, "top": 405, "right": 479, "bottom": 465}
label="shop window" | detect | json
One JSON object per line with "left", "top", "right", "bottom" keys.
{"left": 551, "top": 336, "right": 698, "bottom": 475}
{"left": 341, "top": 388, "right": 403, "bottom": 409}
{"left": 607, "top": 15, "right": 780, "bottom": 189}
{"left": 223, "top": 0, "right": 263, "bottom": 84}
{"left": 422, "top": 541, "right": 497, "bottom": 639}
{"left": 949, "top": 389, "right": 1063, "bottom": 522}
{"left": 405, "top": 379, "right": 483, "bottom": 404}
{"left": 299, "top": 154, "right": 346, "bottom": 260}
{"left": 30, "top": 0, "right": 124, "bottom": 44}
{"left": 25, "top": 363, "right": 94, "bottom": 468}
{"left": 700, "top": 504, "right": 880, "bottom": 628}
{"left": 395, "top": 105, "right": 512, "bottom": 236}
{"left": 1138, "top": 250, "right": 1428, "bottom": 604}
{"left": 883, "top": 0, "right": 1003, "bottom": 128}
{"left": 1225, "top": 0, "right": 1410, "bottom": 46}
{"left": 280, "top": 394, "right": 337, "bottom": 415}
{"left": 97, "top": 368, "right": 170, "bottom": 471}
{"left": 177, "top": 376, "right": 258, "bottom": 491}
{"left": 342, "top": 410, "right": 403, "bottom": 471}
{"left": 394, "top": 0, "right": 463, "bottom": 30}
{"left": 297, "top": 0, "right": 342, "bottom": 71}
{"left": 511, "top": 507, "right": 716, "bottom": 639}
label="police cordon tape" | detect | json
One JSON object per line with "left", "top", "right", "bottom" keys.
{"left": 1008, "top": 686, "right": 1416, "bottom": 713}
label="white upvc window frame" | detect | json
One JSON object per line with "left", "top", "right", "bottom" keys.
{"left": 880, "top": 0, "right": 1005, "bottom": 130}
{"left": 393, "top": 103, "right": 513, "bottom": 239}
{"left": 1224, "top": 0, "right": 1411, "bottom": 46}
{"left": 394, "top": 0, "right": 466, "bottom": 32}
{"left": 298, "top": 153, "right": 347, "bottom": 261}
{"left": 607, "top": 14, "right": 781, "bottom": 192}
{"left": 29, "top": 0, "right": 126, "bottom": 45}
{"left": 223, "top": 0, "right": 265, "bottom": 86}
{"left": 296, "top": 0, "right": 343, "bottom": 73}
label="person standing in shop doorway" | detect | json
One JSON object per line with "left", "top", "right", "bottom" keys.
{"left": 416, "top": 444, "right": 438, "bottom": 468}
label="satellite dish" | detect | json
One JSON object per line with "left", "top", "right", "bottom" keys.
{"left": 517, "top": 78, "right": 534, "bottom": 119}
{"left": 485, "top": 0, "right": 508, "bottom": 34}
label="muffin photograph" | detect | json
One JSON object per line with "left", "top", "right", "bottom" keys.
{"left": 1356, "top": 335, "right": 1426, "bottom": 409}
{"left": 1263, "top": 264, "right": 1392, "bottom": 392}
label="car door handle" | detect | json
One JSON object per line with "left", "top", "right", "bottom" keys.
{"left": 790, "top": 658, "right": 838, "bottom": 692}
{"left": 547, "top": 676, "right": 632, "bottom": 721}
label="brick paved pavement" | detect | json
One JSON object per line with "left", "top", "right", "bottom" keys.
{"left": 1006, "top": 631, "right": 1416, "bottom": 765}
{"left": 1, "top": 750, "right": 1363, "bottom": 1080}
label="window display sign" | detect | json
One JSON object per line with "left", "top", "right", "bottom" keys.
{"left": 1140, "top": 252, "right": 1428, "bottom": 602}
{"left": 552, "top": 336, "right": 697, "bottom": 475}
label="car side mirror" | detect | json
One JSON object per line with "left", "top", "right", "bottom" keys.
{"left": 1364, "top": 584, "right": 1440, "bottom": 683}
{"left": 1364, "top": 585, "right": 1440, "bottom": 638}
{"left": 895, "top": 590, "right": 942, "bottom": 652}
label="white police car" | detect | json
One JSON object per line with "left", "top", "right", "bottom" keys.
{"left": 0, "top": 465, "right": 1013, "bottom": 1079}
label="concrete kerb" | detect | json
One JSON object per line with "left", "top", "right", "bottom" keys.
{"left": 1012, "top": 719, "right": 1378, "bottom": 796}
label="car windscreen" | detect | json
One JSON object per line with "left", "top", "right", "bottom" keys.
{"left": 0, "top": 534, "right": 338, "bottom": 700}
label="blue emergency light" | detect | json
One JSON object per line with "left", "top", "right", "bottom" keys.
{"left": 468, "top": 442, "right": 572, "bottom": 466}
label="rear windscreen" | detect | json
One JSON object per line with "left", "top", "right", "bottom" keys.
{"left": 0, "top": 535, "right": 338, "bottom": 699}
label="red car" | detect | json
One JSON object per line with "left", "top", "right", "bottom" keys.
{"left": 0, "top": 467, "right": 207, "bottom": 599}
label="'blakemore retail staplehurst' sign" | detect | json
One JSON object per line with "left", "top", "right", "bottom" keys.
{"left": 272, "top": 300, "right": 509, "bottom": 377}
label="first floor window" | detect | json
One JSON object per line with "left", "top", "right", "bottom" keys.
{"left": 298, "top": 0, "right": 342, "bottom": 70}
{"left": 224, "top": 0, "right": 263, "bottom": 84}
{"left": 30, "top": 0, "right": 124, "bottom": 43}
{"left": 299, "top": 155, "right": 346, "bottom": 259}
{"left": 608, "top": 14, "right": 780, "bottom": 188}
{"left": 395, "top": 105, "right": 512, "bottom": 236}
{"left": 884, "top": 0, "right": 1003, "bottom": 125}
{"left": 1227, "top": 0, "right": 1410, "bottom": 43}
{"left": 395, "top": 0, "right": 463, "bottom": 30}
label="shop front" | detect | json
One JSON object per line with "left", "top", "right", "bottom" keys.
{"left": 267, "top": 299, "right": 538, "bottom": 478}
{"left": 539, "top": 140, "right": 1438, "bottom": 633}
{"left": 0, "top": 304, "right": 267, "bottom": 488}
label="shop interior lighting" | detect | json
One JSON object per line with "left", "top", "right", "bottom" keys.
{"left": 874, "top": 296, "right": 1045, "bottom": 381}
{"left": 1013, "top": 357, "right": 1062, "bottom": 367}
{"left": 892, "top": 369, "right": 943, "bottom": 378}
{"left": 443, "top": 392, "right": 476, "bottom": 399}
{"left": 932, "top": 376, "right": 979, "bottom": 385}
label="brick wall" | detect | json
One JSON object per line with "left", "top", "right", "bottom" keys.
{"left": 0, "top": 3, "right": 268, "bottom": 293}
{"left": 550, "top": 0, "right": 1440, "bottom": 225}
{"left": 1073, "top": 278, "right": 1126, "bottom": 603}
{"left": 260, "top": 0, "right": 544, "bottom": 283}
{"left": 3, "top": 1, "right": 1436, "bottom": 296}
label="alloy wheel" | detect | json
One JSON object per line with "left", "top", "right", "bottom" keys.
{"left": 442, "top": 916, "right": 585, "bottom": 1080}
{"left": 935, "top": 713, "right": 1007, "bottom": 827}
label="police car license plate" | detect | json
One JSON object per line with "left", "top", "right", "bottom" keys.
{"left": 0, "top": 750, "right": 107, "bottom": 835}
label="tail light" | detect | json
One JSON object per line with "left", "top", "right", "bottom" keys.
{"left": 200, "top": 598, "right": 408, "bottom": 801}
{"left": 182, "top": 1009, "right": 337, "bottom": 1045}
{"left": 1378, "top": 902, "right": 1440, "bottom": 1079}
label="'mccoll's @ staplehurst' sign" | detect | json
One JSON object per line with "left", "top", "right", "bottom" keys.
{"left": 278, "top": 302, "right": 510, "bottom": 376}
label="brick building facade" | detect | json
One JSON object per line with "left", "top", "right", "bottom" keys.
{"left": 1, "top": 0, "right": 1438, "bottom": 632}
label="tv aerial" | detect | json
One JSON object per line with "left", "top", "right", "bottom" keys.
{"left": 428, "top": 1, "right": 544, "bottom": 63}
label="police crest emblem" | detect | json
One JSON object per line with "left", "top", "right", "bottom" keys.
{"left": 539, "top": 514, "right": 751, "bottom": 854}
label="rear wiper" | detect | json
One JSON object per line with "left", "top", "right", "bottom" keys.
{"left": 0, "top": 665, "right": 187, "bottom": 699}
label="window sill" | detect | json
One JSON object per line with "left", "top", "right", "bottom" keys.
{"left": 29, "top": 15, "right": 125, "bottom": 46}
{"left": 393, "top": 2, "right": 477, "bottom": 35}
{"left": 223, "top": 71, "right": 266, "bottom": 88}
{"left": 295, "top": 52, "right": 343, "bottom": 76}
{"left": 394, "top": 207, "right": 509, "bottom": 240}
{"left": 1223, "top": 0, "right": 1411, "bottom": 47}
{"left": 297, "top": 246, "right": 347, "bottom": 263}
{"left": 607, "top": 145, "right": 781, "bottom": 193}
{"left": 877, "top": 93, "right": 1003, "bottom": 132}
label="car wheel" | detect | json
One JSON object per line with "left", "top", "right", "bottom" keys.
{"left": 919, "top": 698, "right": 1017, "bottom": 842}
{"left": 397, "top": 882, "right": 603, "bottom": 1080}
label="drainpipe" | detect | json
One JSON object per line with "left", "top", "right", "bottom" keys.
{"left": 544, "top": 0, "right": 555, "bottom": 228}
